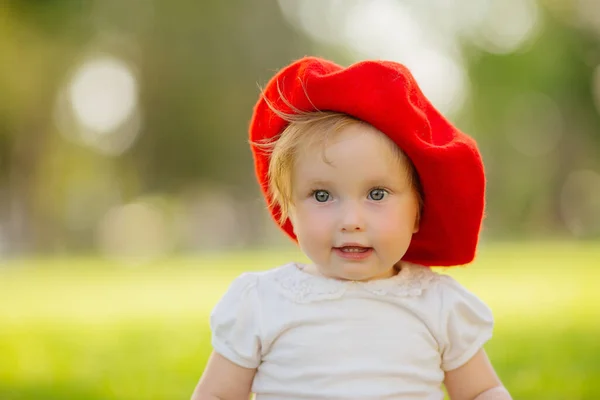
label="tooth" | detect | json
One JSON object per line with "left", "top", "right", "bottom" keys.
{"left": 342, "top": 247, "right": 365, "bottom": 252}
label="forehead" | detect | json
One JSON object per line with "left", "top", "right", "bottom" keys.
{"left": 293, "top": 123, "right": 409, "bottom": 184}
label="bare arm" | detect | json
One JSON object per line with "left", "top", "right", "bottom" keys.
{"left": 444, "top": 349, "right": 511, "bottom": 400}
{"left": 191, "top": 352, "right": 257, "bottom": 400}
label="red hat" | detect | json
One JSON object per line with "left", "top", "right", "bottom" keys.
{"left": 249, "top": 57, "right": 485, "bottom": 267}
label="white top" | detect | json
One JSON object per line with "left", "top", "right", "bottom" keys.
{"left": 210, "top": 262, "right": 493, "bottom": 400}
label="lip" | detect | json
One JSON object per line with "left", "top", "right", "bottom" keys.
{"left": 336, "top": 242, "right": 369, "bottom": 248}
{"left": 333, "top": 243, "right": 373, "bottom": 261}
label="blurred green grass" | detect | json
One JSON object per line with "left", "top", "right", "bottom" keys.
{"left": 0, "top": 242, "right": 599, "bottom": 400}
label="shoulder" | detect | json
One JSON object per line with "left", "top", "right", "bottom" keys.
{"left": 426, "top": 271, "right": 495, "bottom": 370}
{"left": 421, "top": 269, "right": 493, "bottom": 324}
{"left": 210, "top": 265, "right": 295, "bottom": 335}
{"left": 224, "top": 263, "right": 294, "bottom": 286}
{"left": 216, "top": 263, "right": 297, "bottom": 304}
{"left": 210, "top": 267, "right": 291, "bottom": 369}
{"left": 431, "top": 272, "right": 492, "bottom": 315}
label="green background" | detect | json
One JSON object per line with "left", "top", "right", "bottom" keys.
{"left": 2, "top": 243, "right": 599, "bottom": 399}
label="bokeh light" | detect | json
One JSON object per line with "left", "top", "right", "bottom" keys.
{"left": 70, "top": 56, "right": 137, "bottom": 134}
{"left": 277, "top": 0, "right": 345, "bottom": 46}
{"left": 96, "top": 200, "right": 172, "bottom": 265}
{"left": 465, "top": 0, "right": 541, "bottom": 54}
{"left": 2, "top": 2, "right": 600, "bottom": 399}
{"left": 176, "top": 188, "right": 245, "bottom": 251}
{"left": 277, "top": 0, "right": 467, "bottom": 115}
{"left": 54, "top": 54, "right": 141, "bottom": 156}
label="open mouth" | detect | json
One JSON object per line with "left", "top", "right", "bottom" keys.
{"left": 337, "top": 246, "right": 370, "bottom": 253}
{"left": 333, "top": 245, "right": 373, "bottom": 260}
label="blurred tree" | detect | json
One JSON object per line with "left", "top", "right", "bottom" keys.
{"left": 460, "top": 5, "right": 600, "bottom": 238}
{"left": 131, "top": 1, "right": 311, "bottom": 193}
{"left": 0, "top": 0, "right": 598, "bottom": 254}
{"left": 0, "top": 2, "right": 85, "bottom": 253}
{"left": 0, "top": 0, "right": 312, "bottom": 253}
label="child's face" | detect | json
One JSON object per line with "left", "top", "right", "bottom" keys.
{"left": 289, "top": 123, "right": 420, "bottom": 281}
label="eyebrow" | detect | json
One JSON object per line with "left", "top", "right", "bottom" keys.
{"left": 301, "top": 177, "right": 407, "bottom": 189}
{"left": 301, "top": 179, "right": 333, "bottom": 188}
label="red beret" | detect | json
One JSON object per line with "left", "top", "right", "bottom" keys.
{"left": 249, "top": 57, "right": 485, "bottom": 267}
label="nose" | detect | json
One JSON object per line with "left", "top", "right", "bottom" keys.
{"left": 339, "top": 201, "right": 365, "bottom": 232}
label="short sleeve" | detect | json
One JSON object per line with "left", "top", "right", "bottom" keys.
{"left": 437, "top": 275, "right": 494, "bottom": 371}
{"left": 210, "top": 273, "right": 261, "bottom": 369}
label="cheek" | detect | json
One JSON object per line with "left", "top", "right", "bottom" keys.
{"left": 375, "top": 217, "right": 405, "bottom": 238}
{"left": 291, "top": 205, "right": 334, "bottom": 236}
{"left": 374, "top": 204, "right": 418, "bottom": 235}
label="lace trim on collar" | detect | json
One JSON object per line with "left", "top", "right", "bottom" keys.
{"left": 272, "top": 262, "right": 438, "bottom": 304}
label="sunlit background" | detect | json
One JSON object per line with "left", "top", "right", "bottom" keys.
{"left": 0, "top": 0, "right": 599, "bottom": 399}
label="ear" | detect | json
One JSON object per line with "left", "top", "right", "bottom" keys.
{"left": 413, "top": 220, "right": 420, "bottom": 234}
{"left": 412, "top": 208, "right": 421, "bottom": 234}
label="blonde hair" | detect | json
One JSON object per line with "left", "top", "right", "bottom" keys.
{"left": 252, "top": 92, "right": 423, "bottom": 224}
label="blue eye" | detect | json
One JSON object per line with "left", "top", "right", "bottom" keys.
{"left": 368, "top": 188, "right": 387, "bottom": 201}
{"left": 313, "top": 190, "right": 330, "bottom": 202}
